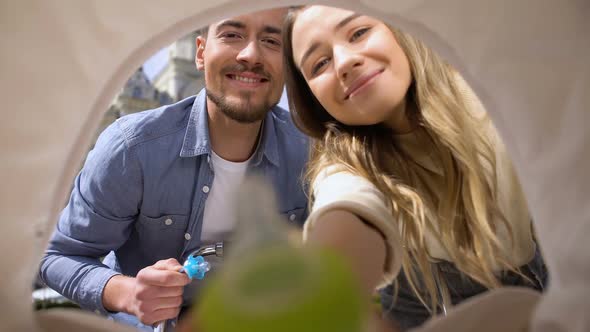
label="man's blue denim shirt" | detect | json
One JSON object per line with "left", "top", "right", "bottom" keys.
{"left": 40, "top": 89, "right": 309, "bottom": 318}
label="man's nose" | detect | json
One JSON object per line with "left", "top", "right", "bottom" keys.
{"left": 236, "top": 40, "right": 263, "bottom": 67}
{"left": 334, "top": 45, "right": 363, "bottom": 81}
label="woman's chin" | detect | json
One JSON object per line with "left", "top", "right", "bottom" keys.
{"left": 336, "top": 113, "right": 385, "bottom": 127}
{"left": 340, "top": 119, "right": 382, "bottom": 127}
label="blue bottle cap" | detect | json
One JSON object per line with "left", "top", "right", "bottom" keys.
{"left": 182, "top": 255, "right": 211, "bottom": 280}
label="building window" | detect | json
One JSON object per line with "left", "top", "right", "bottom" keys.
{"left": 132, "top": 87, "right": 142, "bottom": 98}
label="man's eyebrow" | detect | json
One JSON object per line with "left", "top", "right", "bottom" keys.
{"left": 299, "top": 13, "right": 363, "bottom": 69}
{"left": 214, "top": 20, "right": 245, "bottom": 34}
{"left": 262, "top": 25, "right": 282, "bottom": 35}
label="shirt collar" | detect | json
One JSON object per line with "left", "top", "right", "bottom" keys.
{"left": 180, "top": 89, "right": 210, "bottom": 157}
{"left": 180, "top": 89, "right": 280, "bottom": 168}
{"left": 251, "top": 111, "right": 279, "bottom": 168}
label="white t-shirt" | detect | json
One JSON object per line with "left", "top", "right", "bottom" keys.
{"left": 200, "top": 150, "right": 251, "bottom": 243}
{"left": 183, "top": 151, "right": 251, "bottom": 303}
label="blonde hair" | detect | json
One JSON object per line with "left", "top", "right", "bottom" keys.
{"left": 284, "top": 7, "right": 521, "bottom": 312}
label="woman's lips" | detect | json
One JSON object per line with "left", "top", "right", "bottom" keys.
{"left": 344, "top": 69, "right": 384, "bottom": 100}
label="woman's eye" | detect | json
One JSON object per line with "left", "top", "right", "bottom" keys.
{"left": 350, "top": 27, "right": 370, "bottom": 42}
{"left": 311, "top": 58, "right": 330, "bottom": 76}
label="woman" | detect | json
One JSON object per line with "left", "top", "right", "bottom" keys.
{"left": 283, "top": 5, "right": 546, "bottom": 330}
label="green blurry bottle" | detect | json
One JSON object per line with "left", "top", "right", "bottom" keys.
{"left": 193, "top": 176, "right": 367, "bottom": 332}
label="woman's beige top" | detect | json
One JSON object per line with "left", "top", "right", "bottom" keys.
{"left": 303, "top": 80, "right": 536, "bottom": 287}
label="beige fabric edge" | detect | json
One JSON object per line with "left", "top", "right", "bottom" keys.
{"left": 411, "top": 287, "right": 541, "bottom": 332}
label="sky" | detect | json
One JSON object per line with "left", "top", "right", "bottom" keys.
{"left": 143, "top": 47, "right": 169, "bottom": 81}
{"left": 141, "top": 46, "right": 290, "bottom": 109}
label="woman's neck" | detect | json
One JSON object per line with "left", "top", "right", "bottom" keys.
{"left": 385, "top": 98, "right": 416, "bottom": 134}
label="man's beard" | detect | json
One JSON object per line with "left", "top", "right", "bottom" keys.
{"left": 206, "top": 88, "right": 275, "bottom": 124}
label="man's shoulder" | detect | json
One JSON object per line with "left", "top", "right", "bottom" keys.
{"left": 114, "top": 96, "right": 196, "bottom": 147}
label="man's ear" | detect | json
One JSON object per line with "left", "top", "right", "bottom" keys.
{"left": 195, "top": 36, "right": 206, "bottom": 71}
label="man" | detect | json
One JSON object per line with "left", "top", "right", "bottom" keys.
{"left": 40, "top": 8, "right": 308, "bottom": 331}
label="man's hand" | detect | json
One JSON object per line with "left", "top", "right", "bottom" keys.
{"left": 103, "top": 258, "right": 191, "bottom": 325}
{"left": 128, "top": 258, "right": 191, "bottom": 325}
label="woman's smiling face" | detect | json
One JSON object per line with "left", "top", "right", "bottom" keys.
{"left": 291, "top": 6, "right": 413, "bottom": 129}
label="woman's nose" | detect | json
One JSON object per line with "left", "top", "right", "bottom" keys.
{"left": 334, "top": 46, "right": 363, "bottom": 81}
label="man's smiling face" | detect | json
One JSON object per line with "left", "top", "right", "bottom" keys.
{"left": 196, "top": 8, "right": 287, "bottom": 123}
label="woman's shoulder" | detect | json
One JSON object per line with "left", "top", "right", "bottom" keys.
{"left": 313, "top": 164, "right": 364, "bottom": 188}
{"left": 312, "top": 164, "right": 386, "bottom": 203}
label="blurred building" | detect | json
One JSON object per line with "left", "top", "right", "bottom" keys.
{"left": 153, "top": 31, "right": 205, "bottom": 101}
{"left": 98, "top": 31, "right": 205, "bottom": 137}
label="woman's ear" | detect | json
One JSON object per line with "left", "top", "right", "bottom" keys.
{"left": 195, "top": 36, "right": 206, "bottom": 71}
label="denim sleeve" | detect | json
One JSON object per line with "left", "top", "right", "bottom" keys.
{"left": 39, "top": 120, "right": 142, "bottom": 314}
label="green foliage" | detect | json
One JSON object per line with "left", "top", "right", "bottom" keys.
{"left": 195, "top": 246, "right": 366, "bottom": 332}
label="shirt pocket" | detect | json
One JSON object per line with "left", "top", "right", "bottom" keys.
{"left": 281, "top": 207, "right": 306, "bottom": 227}
{"left": 135, "top": 214, "right": 189, "bottom": 261}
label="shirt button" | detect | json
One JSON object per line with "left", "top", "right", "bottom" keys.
{"left": 202, "top": 185, "right": 210, "bottom": 193}
{"left": 289, "top": 214, "right": 296, "bottom": 221}
{"left": 184, "top": 233, "right": 191, "bottom": 240}
{"left": 164, "top": 218, "right": 173, "bottom": 226}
